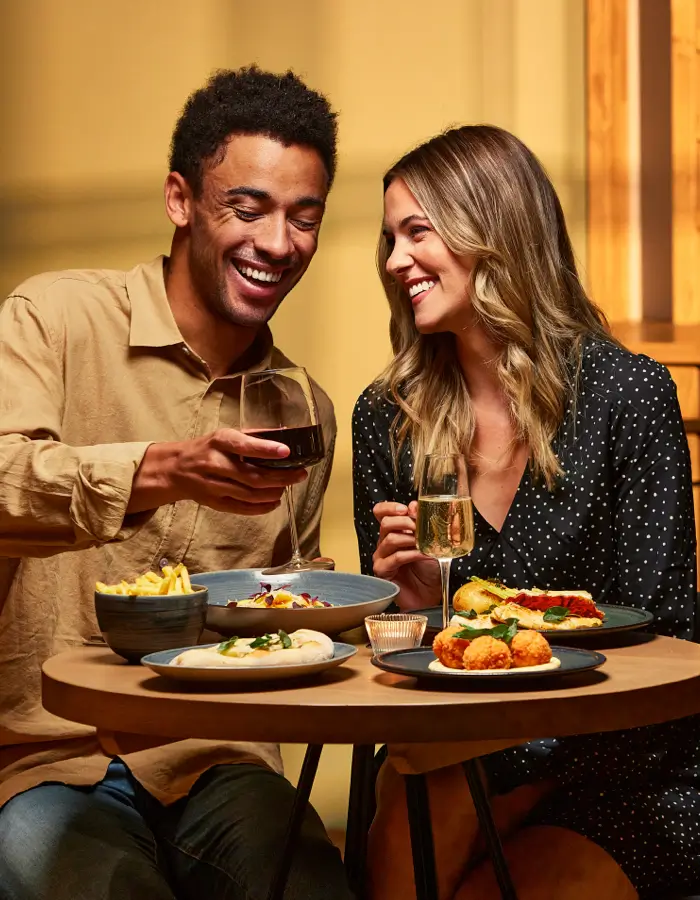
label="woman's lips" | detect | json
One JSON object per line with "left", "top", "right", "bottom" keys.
{"left": 411, "top": 282, "right": 437, "bottom": 306}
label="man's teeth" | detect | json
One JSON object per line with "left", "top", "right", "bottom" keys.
{"left": 408, "top": 280, "right": 436, "bottom": 298}
{"left": 234, "top": 264, "right": 282, "bottom": 284}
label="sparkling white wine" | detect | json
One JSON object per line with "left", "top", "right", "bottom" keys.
{"left": 417, "top": 495, "right": 474, "bottom": 559}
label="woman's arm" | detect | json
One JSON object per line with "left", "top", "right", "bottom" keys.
{"left": 611, "top": 366, "right": 697, "bottom": 639}
{"left": 352, "top": 388, "right": 401, "bottom": 574}
{"left": 352, "top": 388, "right": 440, "bottom": 607}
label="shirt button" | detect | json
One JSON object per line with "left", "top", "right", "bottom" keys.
{"left": 159, "top": 557, "right": 169, "bottom": 568}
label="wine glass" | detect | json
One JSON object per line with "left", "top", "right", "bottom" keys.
{"left": 240, "top": 366, "right": 333, "bottom": 575}
{"left": 416, "top": 454, "right": 474, "bottom": 629}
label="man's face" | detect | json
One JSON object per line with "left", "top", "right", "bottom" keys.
{"left": 185, "top": 134, "right": 329, "bottom": 328}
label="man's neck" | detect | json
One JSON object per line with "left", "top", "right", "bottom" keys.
{"left": 164, "top": 253, "right": 260, "bottom": 379}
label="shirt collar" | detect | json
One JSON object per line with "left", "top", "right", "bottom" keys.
{"left": 126, "top": 256, "right": 185, "bottom": 348}
{"left": 126, "top": 254, "right": 277, "bottom": 376}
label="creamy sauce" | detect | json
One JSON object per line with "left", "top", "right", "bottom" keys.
{"left": 428, "top": 656, "right": 562, "bottom": 675}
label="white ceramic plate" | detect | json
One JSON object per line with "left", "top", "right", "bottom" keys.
{"left": 141, "top": 642, "right": 357, "bottom": 683}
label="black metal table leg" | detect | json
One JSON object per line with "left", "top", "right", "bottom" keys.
{"left": 267, "top": 743, "right": 324, "bottom": 900}
{"left": 405, "top": 773, "right": 439, "bottom": 900}
{"left": 344, "top": 744, "right": 376, "bottom": 898}
{"left": 463, "top": 758, "right": 519, "bottom": 900}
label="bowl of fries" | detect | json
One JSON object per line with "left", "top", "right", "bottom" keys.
{"left": 95, "top": 564, "right": 208, "bottom": 663}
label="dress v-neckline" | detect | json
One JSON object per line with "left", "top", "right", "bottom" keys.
{"left": 472, "top": 461, "right": 529, "bottom": 536}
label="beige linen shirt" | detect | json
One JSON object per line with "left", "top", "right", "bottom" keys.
{"left": 0, "top": 256, "right": 336, "bottom": 808}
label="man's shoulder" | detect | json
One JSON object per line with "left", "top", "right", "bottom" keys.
{"left": 6, "top": 267, "right": 130, "bottom": 320}
{"left": 9, "top": 267, "right": 128, "bottom": 301}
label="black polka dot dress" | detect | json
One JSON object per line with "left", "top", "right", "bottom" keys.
{"left": 352, "top": 339, "right": 699, "bottom": 898}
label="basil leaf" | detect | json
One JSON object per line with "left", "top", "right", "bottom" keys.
{"left": 542, "top": 606, "right": 570, "bottom": 623}
{"left": 278, "top": 629, "right": 292, "bottom": 649}
{"left": 453, "top": 618, "right": 519, "bottom": 644}
{"left": 453, "top": 625, "right": 495, "bottom": 640}
{"left": 217, "top": 636, "right": 239, "bottom": 653}
{"left": 460, "top": 609, "right": 478, "bottom": 620}
{"left": 499, "top": 618, "right": 519, "bottom": 644}
{"left": 250, "top": 633, "right": 274, "bottom": 650}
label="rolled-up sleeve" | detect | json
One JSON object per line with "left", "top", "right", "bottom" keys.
{"left": 0, "top": 295, "right": 152, "bottom": 556}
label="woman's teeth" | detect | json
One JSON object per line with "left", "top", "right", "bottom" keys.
{"left": 234, "top": 263, "right": 282, "bottom": 284}
{"left": 408, "top": 280, "right": 436, "bottom": 298}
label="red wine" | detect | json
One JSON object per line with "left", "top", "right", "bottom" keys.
{"left": 245, "top": 424, "right": 325, "bottom": 468}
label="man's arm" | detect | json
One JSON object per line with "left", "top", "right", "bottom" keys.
{"left": 0, "top": 295, "right": 304, "bottom": 557}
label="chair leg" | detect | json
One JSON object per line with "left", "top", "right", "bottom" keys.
{"left": 462, "top": 758, "right": 519, "bottom": 900}
{"left": 344, "top": 744, "right": 376, "bottom": 899}
{"left": 405, "top": 773, "right": 439, "bottom": 900}
{"left": 267, "top": 744, "right": 324, "bottom": 900}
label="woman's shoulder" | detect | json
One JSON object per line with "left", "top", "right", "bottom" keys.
{"left": 580, "top": 337, "right": 677, "bottom": 420}
{"left": 352, "top": 382, "right": 399, "bottom": 425}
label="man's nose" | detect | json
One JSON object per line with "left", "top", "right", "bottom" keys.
{"left": 255, "top": 214, "right": 295, "bottom": 261}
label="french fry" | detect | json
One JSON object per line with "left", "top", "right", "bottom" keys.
{"left": 96, "top": 564, "right": 198, "bottom": 596}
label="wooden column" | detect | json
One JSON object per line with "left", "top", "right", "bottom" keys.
{"left": 586, "top": 0, "right": 630, "bottom": 321}
{"left": 671, "top": 0, "right": 700, "bottom": 323}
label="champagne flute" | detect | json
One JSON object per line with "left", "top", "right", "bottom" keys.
{"left": 240, "top": 366, "right": 333, "bottom": 575}
{"left": 416, "top": 454, "right": 474, "bottom": 629}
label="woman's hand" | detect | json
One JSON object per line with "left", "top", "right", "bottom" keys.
{"left": 372, "top": 500, "right": 441, "bottom": 609}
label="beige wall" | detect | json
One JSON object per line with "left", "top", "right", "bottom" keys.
{"left": 0, "top": 0, "right": 585, "bottom": 829}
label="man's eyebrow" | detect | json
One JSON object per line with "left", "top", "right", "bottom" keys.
{"left": 381, "top": 214, "right": 430, "bottom": 232}
{"left": 224, "top": 186, "right": 270, "bottom": 201}
{"left": 223, "top": 187, "right": 325, "bottom": 210}
{"left": 294, "top": 195, "right": 325, "bottom": 210}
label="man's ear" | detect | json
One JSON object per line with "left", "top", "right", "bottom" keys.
{"left": 164, "top": 172, "right": 194, "bottom": 228}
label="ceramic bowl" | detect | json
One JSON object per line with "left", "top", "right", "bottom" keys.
{"left": 198, "top": 569, "right": 398, "bottom": 637}
{"left": 94, "top": 587, "right": 208, "bottom": 663}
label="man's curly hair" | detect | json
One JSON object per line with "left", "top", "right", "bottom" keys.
{"left": 169, "top": 66, "right": 338, "bottom": 195}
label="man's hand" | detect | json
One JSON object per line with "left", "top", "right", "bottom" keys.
{"left": 128, "top": 428, "right": 307, "bottom": 515}
{"left": 372, "top": 500, "right": 440, "bottom": 609}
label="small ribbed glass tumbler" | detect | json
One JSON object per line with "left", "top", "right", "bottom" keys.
{"left": 364, "top": 613, "right": 428, "bottom": 655}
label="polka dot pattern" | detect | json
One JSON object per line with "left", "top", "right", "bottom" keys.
{"left": 351, "top": 338, "right": 699, "bottom": 897}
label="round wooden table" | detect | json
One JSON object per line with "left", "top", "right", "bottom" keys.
{"left": 43, "top": 633, "right": 700, "bottom": 743}
{"left": 42, "top": 633, "right": 700, "bottom": 900}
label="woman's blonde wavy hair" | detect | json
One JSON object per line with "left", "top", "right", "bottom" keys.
{"left": 375, "top": 125, "right": 615, "bottom": 490}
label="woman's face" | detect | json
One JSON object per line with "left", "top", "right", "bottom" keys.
{"left": 383, "top": 177, "right": 475, "bottom": 334}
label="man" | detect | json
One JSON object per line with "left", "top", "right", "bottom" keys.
{"left": 0, "top": 67, "right": 352, "bottom": 900}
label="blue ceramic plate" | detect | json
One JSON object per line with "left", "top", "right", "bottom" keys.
{"left": 141, "top": 641, "right": 357, "bottom": 683}
{"left": 198, "top": 569, "right": 398, "bottom": 637}
{"left": 372, "top": 646, "right": 606, "bottom": 684}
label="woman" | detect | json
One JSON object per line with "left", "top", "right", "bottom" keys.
{"left": 353, "top": 126, "right": 699, "bottom": 899}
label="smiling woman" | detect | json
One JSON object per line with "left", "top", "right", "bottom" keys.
{"left": 353, "top": 125, "right": 699, "bottom": 900}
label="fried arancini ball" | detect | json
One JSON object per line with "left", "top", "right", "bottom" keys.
{"left": 432, "top": 626, "right": 471, "bottom": 669}
{"left": 510, "top": 630, "right": 552, "bottom": 668}
{"left": 462, "top": 635, "right": 511, "bottom": 670}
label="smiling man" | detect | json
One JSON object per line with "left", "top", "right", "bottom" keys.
{"left": 0, "top": 68, "right": 351, "bottom": 900}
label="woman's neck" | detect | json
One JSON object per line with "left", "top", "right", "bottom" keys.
{"left": 454, "top": 324, "right": 504, "bottom": 404}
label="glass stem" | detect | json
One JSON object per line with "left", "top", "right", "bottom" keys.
{"left": 439, "top": 558, "right": 452, "bottom": 629}
{"left": 284, "top": 485, "right": 303, "bottom": 567}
